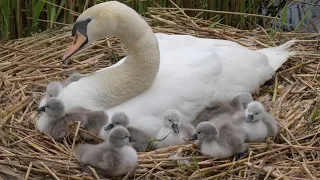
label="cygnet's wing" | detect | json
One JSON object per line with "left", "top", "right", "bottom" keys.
{"left": 65, "top": 107, "right": 90, "bottom": 126}
{"left": 180, "top": 123, "right": 196, "bottom": 139}
{"left": 193, "top": 101, "right": 234, "bottom": 126}
{"left": 48, "top": 118, "right": 68, "bottom": 141}
{"left": 223, "top": 124, "right": 248, "bottom": 153}
{"left": 262, "top": 112, "right": 278, "bottom": 137}
{"left": 128, "top": 127, "right": 152, "bottom": 152}
{"left": 74, "top": 143, "right": 95, "bottom": 162}
{"left": 95, "top": 151, "right": 116, "bottom": 172}
{"left": 86, "top": 111, "right": 109, "bottom": 133}
{"left": 230, "top": 111, "right": 246, "bottom": 125}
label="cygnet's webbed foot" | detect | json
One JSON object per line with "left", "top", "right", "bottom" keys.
{"left": 80, "top": 163, "right": 90, "bottom": 173}
{"left": 235, "top": 152, "right": 245, "bottom": 160}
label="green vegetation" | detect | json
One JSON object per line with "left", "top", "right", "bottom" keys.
{"left": 0, "top": 0, "right": 317, "bottom": 40}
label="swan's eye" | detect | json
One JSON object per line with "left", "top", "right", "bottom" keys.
{"left": 125, "top": 136, "right": 128, "bottom": 138}
{"left": 46, "top": 105, "right": 49, "bottom": 108}
{"left": 168, "top": 119, "right": 172, "bottom": 122}
{"left": 116, "top": 123, "right": 119, "bottom": 124}
{"left": 255, "top": 113, "right": 258, "bottom": 115}
{"left": 197, "top": 132, "right": 201, "bottom": 134}
{"left": 49, "top": 95, "right": 52, "bottom": 97}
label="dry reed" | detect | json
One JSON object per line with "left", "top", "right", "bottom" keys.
{"left": 0, "top": 8, "right": 319, "bottom": 180}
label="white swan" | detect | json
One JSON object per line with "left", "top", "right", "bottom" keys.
{"left": 56, "top": 1, "right": 295, "bottom": 137}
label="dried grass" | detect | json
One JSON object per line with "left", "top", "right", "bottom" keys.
{"left": 0, "top": 8, "right": 319, "bottom": 180}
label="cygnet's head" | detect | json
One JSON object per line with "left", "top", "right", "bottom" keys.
{"left": 245, "top": 101, "right": 264, "bottom": 122}
{"left": 189, "top": 122, "right": 219, "bottom": 141}
{"left": 163, "top": 109, "right": 182, "bottom": 134}
{"left": 62, "top": 1, "right": 143, "bottom": 63}
{"left": 108, "top": 126, "right": 136, "bottom": 148}
{"left": 104, "top": 112, "right": 129, "bottom": 131}
{"left": 46, "top": 82, "right": 63, "bottom": 98}
{"left": 38, "top": 97, "right": 65, "bottom": 118}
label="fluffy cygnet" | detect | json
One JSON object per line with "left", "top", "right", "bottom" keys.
{"left": 38, "top": 82, "right": 64, "bottom": 108}
{"left": 65, "top": 107, "right": 108, "bottom": 140}
{"left": 63, "top": 72, "right": 86, "bottom": 86}
{"left": 232, "top": 101, "right": 278, "bottom": 142}
{"left": 100, "top": 112, "right": 151, "bottom": 152}
{"left": 193, "top": 93, "right": 253, "bottom": 126}
{"left": 155, "top": 109, "right": 195, "bottom": 148}
{"left": 189, "top": 116, "right": 248, "bottom": 159}
{"left": 39, "top": 72, "right": 85, "bottom": 108}
{"left": 74, "top": 126, "right": 138, "bottom": 177}
{"left": 37, "top": 97, "right": 68, "bottom": 141}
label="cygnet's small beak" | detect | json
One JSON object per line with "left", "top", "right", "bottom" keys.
{"left": 37, "top": 106, "right": 46, "bottom": 113}
{"left": 171, "top": 124, "right": 179, "bottom": 133}
{"left": 246, "top": 115, "right": 254, "bottom": 122}
{"left": 104, "top": 124, "right": 114, "bottom": 131}
{"left": 62, "top": 31, "right": 88, "bottom": 64}
{"left": 129, "top": 136, "right": 137, "bottom": 142}
{"left": 189, "top": 134, "right": 198, "bottom": 141}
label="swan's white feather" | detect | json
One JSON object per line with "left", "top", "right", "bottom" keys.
{"left": 98, "top": 34, "right": 294, "bottom": 137}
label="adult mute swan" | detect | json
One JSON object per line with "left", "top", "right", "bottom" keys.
{"left": 56, "top": 1, "right": 295, "bottom": 137}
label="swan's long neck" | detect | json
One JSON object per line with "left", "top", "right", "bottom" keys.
{"left": 91, "top": 8, "right": 160, "bottom": 109}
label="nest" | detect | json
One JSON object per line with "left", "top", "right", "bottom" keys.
{"left": 0, "top": 8, "right": 320, "bottom": 180}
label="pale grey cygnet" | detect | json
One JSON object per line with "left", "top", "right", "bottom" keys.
{"left": 74, "top": 126, "right": 138, "bottom": 177}
{"left": 193, "top": 93, "right": 253, "bottom": 126}
{"left": 189, "top": 116, "right": 248, "bottom": 159}
{"left": 65, "top": 107, "right": 108, "bottom": 140}
{"left": 63, "top": 72, "right": 86, "bottom": 86}
{"left": 37, "top": 97, "right": 68, "bottom": 141}
{"left": 38, "top": 81, "right": 64, "bottom": 108}
{"left": 101, "top": 112, "right": 151, "bottom": 152}
{"left": 155, "top": 109, "right": 195, "bottom": 148}
{"left": 233, "top": 101, "right": 278, "bottom": 142}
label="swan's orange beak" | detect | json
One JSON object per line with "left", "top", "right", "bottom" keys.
{"left": 62, "top": 31, "right": 87, "bottom": 64}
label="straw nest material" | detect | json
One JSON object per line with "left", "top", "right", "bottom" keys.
{"left": 0, "top": 8, "right": 319, "bottom": 180}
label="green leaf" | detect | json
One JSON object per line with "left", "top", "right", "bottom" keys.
{"left": 294, "top": 0, "right": 316, "bottom": 33}
{"left": 281, "top": 3, "right": 289, "bottom": 26}
{"left": 50, "top": 7, "right": 56, "bottom": 28}
{"left": 209, "top": 17, "right": 225, "bottom": 28}
{"left": 32, "top": 0, "right": 45, "bottom": 29}
{"left": 54, "top": 0, "right": 67, "bottom": 22}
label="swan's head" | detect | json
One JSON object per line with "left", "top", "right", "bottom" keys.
{"left": 45, "top": 82, "right": 63, "bottom": 99}
{"left": 163, "top": 109, "right": 182, "bottom": 134}
{"left": 37, "top": 97, "right": 65, "bottom": 118}
{"left": 104, "top": 112, "right": 129, "bottom": 131}
{"left": 108, "top": 126, "right": 136, "bottom": 148}
{"left": 245, "top": 101, "right": 264, "bottom": 122}
{"left": 189, "top": 122, "right": 219, "bottom": 141}
{"left": 62, "top": 1, "right": 146, "bottom": 63}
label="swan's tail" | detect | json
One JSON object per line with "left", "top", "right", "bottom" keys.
{"left": 257, "top": 39, "right": 296, "bottom": 71}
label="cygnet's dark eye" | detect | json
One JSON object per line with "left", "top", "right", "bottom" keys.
{"left": 49, "top": 95, "right": 52, "bottom": 97}
{"left": 116, "top": 122, "right": 119, "bottom": 124}
{"left": 125, "top": 136, "right": 128, "bottom": 138}
{"left": 255, "top": 113, "right": 258, "bottom": 115}
{"left": 168, "top": 119, "right": 172, "bottom": 122}
{"left": 46, "top": 105, "right": 49, "bottom": 108}
{"left": 197, "top": 132, "right": 201, "bottom": 134}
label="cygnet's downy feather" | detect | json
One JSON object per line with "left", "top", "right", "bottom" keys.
{"left": 74, "top": 126, "right": 138, "bottom": 177}
{"left": 232, "top": 101, "right": 278, "bottom": 142}
{"left": 190, "top": 115, "right": 248, "bottom": 159}
{"left": 193, "top": 93, "right": 253, "bottom": 125}
{"left": 100, "top": 112, "right": 151, "bottom": 152}
{"left": 65, "top": 107, "right": 108, "bottom": 140}
{"left": 155, "top": 109, "right": 195, "bottom": 148}
{"left": 37, "top": 98, "right": 68, "bottom": 141}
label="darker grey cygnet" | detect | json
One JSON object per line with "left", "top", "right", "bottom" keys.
{"left": 63, "top": 72, "right": 86, "bottom": 86}
{"left": 102, "top": 112, "right": 151, "bottom": 152}
{"left": 193, "top": 93, "right": 253, "bottom": 126}
{"left": 74, "top": 126, "right": 138, "bottom": 177}
{"left": 65, "top": 107, "right": 108, "bottom": 140}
